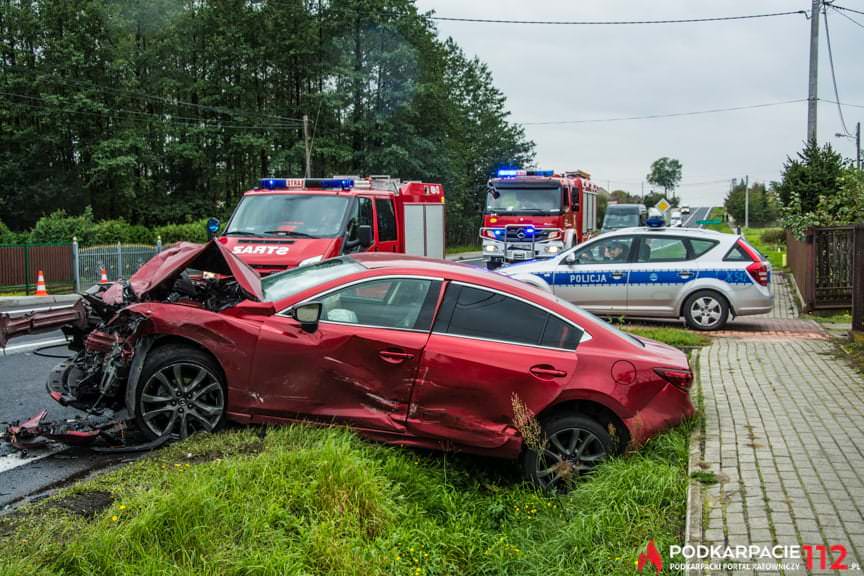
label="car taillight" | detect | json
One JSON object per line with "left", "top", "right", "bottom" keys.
{"left": 746, "top": 261, "right": 769, "bottom": 286}
{"left": 654, "top": 368, "right": 693, "bottom": 390}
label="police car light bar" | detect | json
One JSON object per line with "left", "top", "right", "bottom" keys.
{"left": 496, "top": 169, "right": 526, "bottom": 177}
{"left": 646, "top": 215, "right": 666, "bottom": 228}
{"left": 526, "top": 170, "right": 554, "bottom": 177}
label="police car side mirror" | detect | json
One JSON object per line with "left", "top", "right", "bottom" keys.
{"left": 357, "top": 224, "right": 374, "bottom": 248}
{"left": 289, "top": 302, "right": 322, "bottom": 332}
{"left": 564, "top": 253, "right": 578, "bottom": 265}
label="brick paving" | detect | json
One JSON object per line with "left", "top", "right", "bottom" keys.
{"left": 690, "top": 275, "right": 864, "bottom": 574}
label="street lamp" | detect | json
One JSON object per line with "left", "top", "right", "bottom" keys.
{"left": 835, "top": 122, "right": 862, "bottom": 170}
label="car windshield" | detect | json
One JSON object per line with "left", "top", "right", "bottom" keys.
{"left": 485, "top": 186, "right": 561, "bottom": 214}
{"left": 603, "top": 209, "right": 638, "bottom": 229}
{"left": 226, "top": 194, "right": 351, "bottom": 238}
{"left": 261, "top": 257, "right": 365, "bottom": 302}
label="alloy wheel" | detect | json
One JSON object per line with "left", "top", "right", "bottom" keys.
{"left": 689, "top": 296, "right": 722, "bottom": 329}
{"left": 140, "top": 362, "right": 224, "bottom": 439}
{"left": 534, "top": 426, "right": 607, "bottom": 489}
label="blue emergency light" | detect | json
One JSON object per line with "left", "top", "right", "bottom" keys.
{"left": 259, "top": 178, "right": 288, "bottom": 189}
{"left": 496, "top": 169, "right": 525, "bottom": 177}
{"left": 304, "top": 178, "right": 354, "bottom": 190}
{"left": 526, "top": 170, "right": 554, "bottom": 177}
{"left": 646, "top": 215, "right": 666, "bottom": 228}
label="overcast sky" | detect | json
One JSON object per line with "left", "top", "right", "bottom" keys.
{"left": 415, "top": 0, "right": 863, "bottom": 206}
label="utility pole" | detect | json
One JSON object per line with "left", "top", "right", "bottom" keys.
{"left": 744, "top": 175, "right": 750, "bottom": 229}
{"left": 303, "top": 114, "right": 311, "bottom": 178}
{"left": 807, "top": 0, "right": 821, "bottom": 142}
{"left": 857, "top": 122, "right": 862, "bottom": 170}
{"left": 641, "top": 181, "right": 645, "bottom": 202}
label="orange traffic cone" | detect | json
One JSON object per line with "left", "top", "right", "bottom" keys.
{"left": 99, "top": 267, "right": 109, "bottom": 284}
{"left": 35, "top": 270, "right": 49, "bottom": 296}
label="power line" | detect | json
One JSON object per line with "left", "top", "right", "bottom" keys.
{"left": 832, "top": 4, "right": 864, "bottom": 17}
{"left": 517, "top": 99, "right": 807, "bottom": 126}
{"left": 0, "top": 92, "right": 304, "bottom": 131}
{"left": 820, "top": 98, "right": 864, "bottom": 110}
{"left": 430, "top": 9, "right": 808, "bottom": 26}
{"left": 823, "top": 8, "right": 851, "bottom": 135}
{"left": 830, "top": 5, "right": 864, "bottom": 30}
{"left": 0, "top": 64, "right": 306, "bottom": 126}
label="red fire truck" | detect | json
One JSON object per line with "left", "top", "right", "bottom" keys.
{"left": 219, "top": 176, "right": 446, "bottom": 274}
{"left": 480, "top": 169, "right": 599, "bottom": 269}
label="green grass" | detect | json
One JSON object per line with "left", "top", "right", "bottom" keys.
{"left": 622, "top": 326, "right": 712, "bottom": 349}
{"left": 446, "top": 244, "right": 482, "bottom": 254}
{"left": 703, "top": 208, "right": 731, "bottom": 233}
{"left": 741, "top": 228, "right": 785, "bottom": 270}
{"left": 0, "top": 422, "right": 695, "bottom": 576}
{"left": 806, "top": 310, "right": 853, "bottom": 325}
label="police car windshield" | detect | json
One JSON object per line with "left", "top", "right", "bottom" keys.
{"left": 486, "top": 187, "right": 561, "bottom": 214}
{"left": 261, "top": 257, "right": 365, "bottom": 302}
{"left": 226, "top": 194, "right": 351, "bottom": 238}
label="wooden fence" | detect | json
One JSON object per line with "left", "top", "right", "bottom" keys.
{"left": 787, "top": 225, "right": 863, "bottom": 320}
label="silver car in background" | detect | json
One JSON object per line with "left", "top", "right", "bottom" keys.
{"left": 499, "top": 226, "right": 773, "bottom": 331}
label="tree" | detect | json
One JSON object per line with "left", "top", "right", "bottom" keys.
{"left": 646, "top": 157, "right": 683, "bottom": 199}
{"left": 723, "top": 181, "right": 778, "bottom": 226}
{"left": 776, "top": 139, "right": 846, "bottom": 215}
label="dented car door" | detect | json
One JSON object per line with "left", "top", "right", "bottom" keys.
{"left": 248, "top": 277, "right": 442, "bottom": 432}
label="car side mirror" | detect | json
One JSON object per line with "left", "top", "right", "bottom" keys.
{"left": 290, "top": 302, "right": 322, "bottom": 332}
{"left": 564, "top": 253, "right": 578, "bottom": 265}
{"left": 357, "top": 224, "right": 373, "bottom": 248}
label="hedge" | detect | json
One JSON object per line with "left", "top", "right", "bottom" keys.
{"left": 16, "top": 209, "right": 211, "bottom": 246}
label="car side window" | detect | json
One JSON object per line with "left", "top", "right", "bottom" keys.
{"left": 724, "top": 244, "right": 751, "bottom": 262}
{"left": 637, "top": 237, "right": 688, "bottom": 262}
{"left": 344, "top": 197, "right": 374, "bottom": 251}
{"left": 571, "top": 236, "right": 634, "bottom": 264}
{"left": 689, "top": 239, "right": 718, "bottom": 258}
{"left": 319, "top": 278, "right": 440, "bottom": 331}
{"left": 375, "top": 199, "right": 397, "bottom": 242}
{"left": 434, "top": 284, "right": 579, "bottom": 349}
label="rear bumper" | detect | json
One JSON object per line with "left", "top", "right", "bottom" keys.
{"left": 624, "top": 383, "right": 694, "bottom": 447}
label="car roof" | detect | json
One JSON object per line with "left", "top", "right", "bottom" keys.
{"left": 597, "top": 226, "right": 737, "bottom": 240}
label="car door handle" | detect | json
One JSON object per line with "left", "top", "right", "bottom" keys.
{"left": 678, "top": 270, "right": 693, "bottom": 278}
{"left": 611, "top": 272, "right": 625, "bottom": 280}
{"left": 529, "top": 364, "right": 568, "bottom": 379}
{"left": 378, "top": 349, "right": 415, "bottom": 364}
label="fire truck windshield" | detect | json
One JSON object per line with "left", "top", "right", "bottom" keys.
{"left": 485, "top": 186, "right": 562, "bottom": 214}
{"left": 226, "top": 194, "right": 351, "bottom": 238}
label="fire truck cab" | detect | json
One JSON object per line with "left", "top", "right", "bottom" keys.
{"left": 220, "top": 177, "right": 445, "bottom": 275}
{"left": 481, "top": 169, "right": 598, "bottom": 269}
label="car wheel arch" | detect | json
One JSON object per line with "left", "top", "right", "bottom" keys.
{"left": 125, "top": 334, "right": 227, "bottom": 418}
{"left": 538, "top": 398, "right": 630, "bottom": 452}
{"left": 678, "top": 286, "right": 735, "bottom": 318}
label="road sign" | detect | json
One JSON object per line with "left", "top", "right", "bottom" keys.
{"left": 697, "top": 219, "right": 722, "bottom": 225}
{"left": 655, "top": 198, "right": 671, "bottom": 213}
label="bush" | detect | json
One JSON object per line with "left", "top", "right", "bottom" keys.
{"left": 29, "top": 208, "right": 96, "bottom": 244}
{"left": 0, "top": 220, "right": 20, "bottom": 244}
{"left": 760, "top": 228, "right": 786, "bottom": 244}
{"left": 153, "top": 219, "right": 210, "bottom": 244}
{"left": 90, "top": 219, "right": 156, "bottom": 245}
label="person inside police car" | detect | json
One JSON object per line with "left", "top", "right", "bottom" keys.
{"left": 602, "top": 241, "right": 628, "bottom": 263}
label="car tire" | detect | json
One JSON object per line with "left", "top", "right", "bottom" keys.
{"left": 486, "top": 260, "right": 501, "bottom": 271}
{"left": 134, "top": 345, "right": 226, "bottom": 441}
{"left": 521, "top": 413, "right": 613, "bottom": 491}
{"left": 683, "top": 290, "right": 729, "bottom": 331}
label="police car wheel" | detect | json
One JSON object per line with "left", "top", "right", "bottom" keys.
{"left": 521, "top": 413, "right": 612, "bottom": 492}
{"left": 683, "top": 290, "right": 729, "bottom": 331}
{"left": 134, "top": 345, "right": 227, "bottom": 441}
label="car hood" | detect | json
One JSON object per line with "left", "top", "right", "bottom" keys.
{"left": 128, "top": 240, "right": 263, "bottom": 301}
{"left": 222, "top": 237, "right": 340, "bottom": 268}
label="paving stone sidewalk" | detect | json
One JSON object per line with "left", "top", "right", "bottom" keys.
{"left": 689, "top": 275, "right": 864, "bottom": 574}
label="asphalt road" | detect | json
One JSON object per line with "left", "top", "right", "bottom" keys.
{"left": 681, "top": 206, "right": 712, "bottom": 228}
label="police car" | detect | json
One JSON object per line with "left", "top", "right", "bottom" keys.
{"left": 498, "top": 219, "right": 773, "bottom": 331}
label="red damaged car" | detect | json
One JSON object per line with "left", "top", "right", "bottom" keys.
{"left": 1, "top": 241, "right": 693, "bottom": 489}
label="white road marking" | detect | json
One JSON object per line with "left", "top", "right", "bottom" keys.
{"left": 1, "top": 337, "right": 69, "bottom": 354}
{"left": 0, "top": 446, "right": 65, "bottom": 474}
